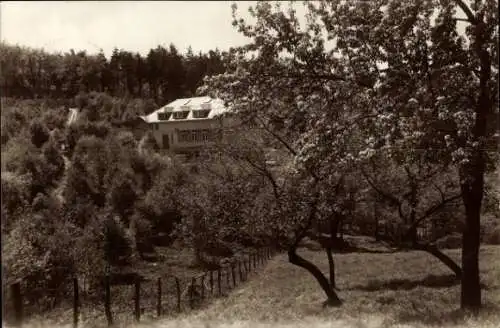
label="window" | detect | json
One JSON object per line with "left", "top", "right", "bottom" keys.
{"left": 162, "top": 134, "right": 170, "bottom": 149}
{"left": 177, "top": 129, "right": 214, "bottom": 143}
{"left": 173, "top": 111, "right": 189, "bottom": 119}
{"left": 157, "top": 112, "right": 171, "bottom": 120}
{"left": 201, "top": 103, "right": 211, "bottom": 110}
{"left": 152, "top": 123, "right": 159, "bottom": 130}
{"left": 192, "top": 110, "right": 210, "bottom": 118}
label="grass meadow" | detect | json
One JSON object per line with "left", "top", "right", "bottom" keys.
{"left": 11, "top": 245, "right": 500, "bottom": 328}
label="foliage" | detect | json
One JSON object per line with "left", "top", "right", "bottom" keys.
{"left": 29, "top": 118, "right": 50, "bottom": 148}
{"left": 201, "top": 0, "right": 498, "bottom": 309}
{"left": 1, "top": 41, "right": 225, "bottom": 103}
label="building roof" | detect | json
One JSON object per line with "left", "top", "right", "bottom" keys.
{"left": 67, "top": 108, "right": 79, "bottom": 126}
{"left": 140, "top": 96, "right": 230, "bottom": 123}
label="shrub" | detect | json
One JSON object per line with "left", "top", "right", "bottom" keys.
{"left": 29, "top": 118, "right": 50, "bottom": 148}
{"left": 484, "top": 225, "right": 500, "bottom": 245}
{"left": 435, "top": 233, "right": 462, "bottom": 249}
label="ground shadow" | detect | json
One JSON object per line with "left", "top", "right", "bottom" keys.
{"left": 349, "top": 273, "right": 491, "bottom": 292}
{"left": 396, "top": 303, "right": 500, "bottom": 326}
{"left": 348, "top": 274, "right": 461, "bottom": 292}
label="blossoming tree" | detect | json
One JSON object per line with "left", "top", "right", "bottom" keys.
{"left": 202, "top": 0, "right": 498, "bottom": 311}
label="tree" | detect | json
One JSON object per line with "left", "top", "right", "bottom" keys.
{"left": 203, "top": 0, "right": 498, "bottom": 311}
{"left": 194, "top": 123, "right": 350, "bottom": 305}
{"left": 310, "top": 0, "right": 497, "bottom": 311}
{"left": 359, "top": 151, "right": 463, "bottom": 277}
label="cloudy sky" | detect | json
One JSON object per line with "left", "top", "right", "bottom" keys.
{"left": 0, "top": 1, "right": 264, "bottom": 58}
{"left": 1, "top": 1, "right": 469, "bottom": 58}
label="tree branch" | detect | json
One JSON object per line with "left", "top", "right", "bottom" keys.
{"left": 254, "top": 115, "right": 297, "bottom": 156}
{"left": 432, "top": 182, "right": 446, "bottom": 203}
{"left": 403, "top": 194, "right": 462, "bottom": 241}
{"left": 242, "top": 154, "right": 282, "bottom": 202}
{"left": 453, "top": 17, "right": 473, "bottom": 23}
{"left": 259, "top": 70, "right": 374, "bottom": 89}
{"left": 412, "top": 242, "right": 462, "bottom": 277}
{"left": 291, "top": 184, "right": 321, "bottom": 250}
{"left": 454, "top": 0, "right": 478, "bottom": 25}
{"left": 362, "top": 168, "right": 407, "bottom": 221}
{"left": 360, "top": 168, "right": 401, "bottom": 208}
{"left": 254, "top": 114, "right": 320, "bottom": 181}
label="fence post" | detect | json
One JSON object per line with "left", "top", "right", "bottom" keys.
{"left": 157, "top": 277, "right": 162, "bottom": 317}
{"left": 134, "top": 277, "right": 141, "bottom": 322}
{"left": 104, "top": 275, "right": 113, "bottom": 327}
{"left": 231, "top": 264, "right": 236, "bottom": 287}
{"left": 201, "top": 274, "right": 205, "bottom": 300}
{"left": 244, "top": 258, "right": 249, "bottom": 279}
{"left": 226, "top": 267, "right": 230, "bottom": 287}
{"left": 73, "top": 277, "right": 79, "bottom": 328}
{"left": 175, "top": 277, "right": 181, "bottom": 313}
{"left": 217, "top": 269, "right": 222, "bottom": 296}
{"left": 253, "top": 253, "right": 256, "bottom": 269}
{"left": 11, "top": 282, "right": 23, "bottom": 327}
{"left": 210, "top": 271, "right": 214, "bottom": 295}
{"left": 238, "top": 261, "right": 243, "bottom": 282}
{"left": 189, "top": 277, "right": 196, "bottom": 309}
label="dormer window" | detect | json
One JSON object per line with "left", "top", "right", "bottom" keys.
{"left": 173, "top": 111, "right": 189, "bottom": 119}
{"left": 192, "top": 110, "right": 210, "bottom": 118}
{"left": 157, "top": 112, "right": 172, "bottom": 120}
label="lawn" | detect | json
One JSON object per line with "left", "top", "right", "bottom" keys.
{"left": 134, "top": 245, "right": 500, "bottom": 328}
{"left": 7, "top": 246, "right": 500, "bottom": 328}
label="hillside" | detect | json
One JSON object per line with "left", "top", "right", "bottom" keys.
{"left": 131, "top": 247, "right": 500, "bottom": 328}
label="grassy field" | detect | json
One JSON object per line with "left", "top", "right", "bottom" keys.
{"left": 7, "top": 246, "right": 500, "bottom": 328}
{"left": 132, "top": 246, "right": 500, "bottom": 328}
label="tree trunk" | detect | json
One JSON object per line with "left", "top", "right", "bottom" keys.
{"left": 288, "top": 248, "right": 342, "bottom": 306}
{"left": 409, "top": 226, "right": 418, "bottom": 247}
{"left": 325, "top": 247, "right": 336, "bottom": 289}
{"left": 377, "top": 234, "right": 463, "bottom": 278}
{"left": 327, "top": 217, "right": 338, "bottom": 289}
{"left": 457, "top": 15, "right": 491, "bottom": 312}
{"left": 460, "top": 172, "right": 483, "bottom": 312}
{"left": 413, "top": 243, "right": 462, "bottom": 278}
{"left": 374, "top": 201, "right": 380, "bottom": 241}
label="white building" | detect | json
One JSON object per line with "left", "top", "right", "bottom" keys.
{"left": 140, "top": 96, "right": 233, "bottom": 153}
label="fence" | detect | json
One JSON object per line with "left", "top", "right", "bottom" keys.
{"left": 4, "top": 247, "right": 276, "bottom": 327}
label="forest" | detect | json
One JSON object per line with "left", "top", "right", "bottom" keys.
{"left": 1, "top": 0, "right": 499, "bottom": 326}
{"left": 0, "top": 40, "right": 233, "bottom": 320}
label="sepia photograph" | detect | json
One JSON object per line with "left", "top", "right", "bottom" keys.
{"left": 1, "top": 1, "right": 499, "bottom": 327}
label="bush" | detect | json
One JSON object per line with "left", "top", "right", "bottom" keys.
{"left": 481, "top": 213, "right": 500, "bottom": 245}
{"left": 1, "top": 172, "right": 31, "bottom": 221}
{"left": 484, "top": 226, "right": 500, "bottom": 245}
{"left": 29, "top": 119, "right": 50, "bottom": 148}
{"left": 298, "top": 237, "right": 323, "bottom": 251}
{"left": 435, "top": 233, "right": 462, "bottom": 249}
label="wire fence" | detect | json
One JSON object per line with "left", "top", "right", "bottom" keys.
{"left": 3, "top": 247, "right": 276, "bottom": 327}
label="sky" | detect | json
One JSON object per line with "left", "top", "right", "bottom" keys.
{"left": 0, "top": 1, "right": 262, "bottom": 58}
{"left": 1, "top": 1, "right": 469, "bottom": 59}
